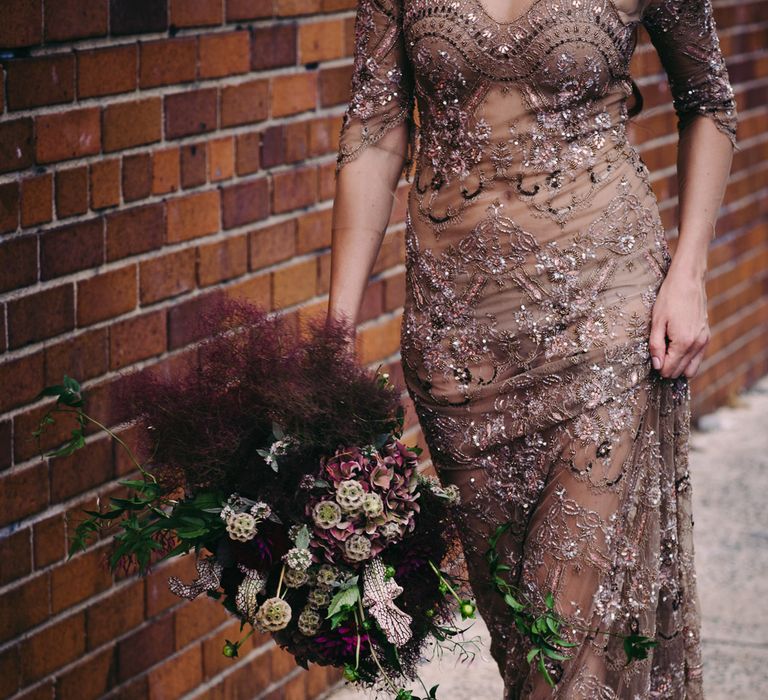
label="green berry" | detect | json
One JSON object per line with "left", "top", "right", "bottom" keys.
{"left": 384, "top": 565, "right": 396, "bottom": 579}
{"left": 460, "top": 600, "right": 476, "bottom": 619}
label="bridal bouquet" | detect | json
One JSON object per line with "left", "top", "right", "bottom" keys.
{"left": 33, "top": 298, "right": 477, "bottom": 699}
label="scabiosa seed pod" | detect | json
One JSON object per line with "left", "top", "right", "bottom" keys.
{"left": 307, "top": 587, "right": 332, "bottom": 609}
{"left": 226, "top": 512, "right": 258, "bottom": 542}
{"left": 315, "top": 564, "right": 339, "bottom": 588}
{"left": 298, "top": 606, "right": 322, "bottom": 636}
{"left": 335, "top": 479, "right": 366, "bottom": 511}
{"left": 283, "top": 567, "right": 310, "bottom": 588}
{"left": 313, "top": 500, "right": 342, "bottom": 529}
{"left": 362, "top": 492, "right": 384, "bottom": 518}
{"left": 344, "top": 533, "right": 372, "bottom": 562}
{"left": 255, "top": 597, "right": 292, "bottom": 632}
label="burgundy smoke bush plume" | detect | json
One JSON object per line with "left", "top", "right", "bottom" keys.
{"left": 120, "top": 296, "right": 401, "bottom": 496}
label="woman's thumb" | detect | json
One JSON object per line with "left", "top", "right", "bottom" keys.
{"left": 648, "top": 316, "right": 667, "bottom": 371}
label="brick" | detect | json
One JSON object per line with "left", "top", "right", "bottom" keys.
{"left": 359, "top": 280, "right": 384, "bottom": 322}
{"left": 357, "top": 315, "right": 401, "bottom": 364}
{"left": 296, "top": 208, "right": 331, "bottom": 253}
{"left": 384, "top": 271, "right": 405, "bottom": 310}
{"left": 260, "top": 125, "right": 283, "bottom": 168}
{"left": 50, "top": 435, "right": 113, "bottom": 503}
{"left": 300, "top": 19, "right": 345, "bottom": 64}
{"left": 86, "top": 580, "right": 144, "bottom": 649}
{"left": 170, "top": 0, "right": 223, "bottom": 27}
{"left": 110, "top": 309, "right": 167, "bottom": 369}
{"left": 5, "top": 54, "right": 75, "bottom": 110}
{"left": 139, "top": 37, "right": 197, "bottom": 89}
{"left": 181, "top": 142, "right": 207, "bottom": 189}
{"left": 235, "top": 131, "right": 261, "bottom": 175}
{"left": 145, "top": 554, "right": 197, "bottom": 617}
{"left": 227, "top": 0, "right": 272, "bottom": 21}
{"left": 103, "top": 98, "right": 162, "bottom": 152}
{"left": 0, "top": 571, "right": 50, "bottom": 644}
{"left": 55, "top": 647, "right": 116, "bottom": 700}
{"left": 199, "top": 31, "right": 250, "bottom": 79}
{"left": 208, "top": 137, "right": 234, "bottom": 182}
{"left": 272, "top": 72, "right": 317, "bottom": 117}
{"left": 139, "top": 248, "right": 197, "bottom": 304}
{"left": 165, "top": 88, "right": 218, "bottom": 139}
{"left": 49, "top": 548, "right": 112, "bottom": 618}
{"left": 0, "top": 0, "right": 42, "bottom": 48}
{"left": 0, "top": 118, "right": 34, "bottom": 174}
{"left": 55, "top": 166, "right": 89, "bottom": 218}
{"left": 20, "top": 611, "right": 85, "bottom": 682}
{"left": 0, "top": 350, "right": 44, "bottom": 413}
{"left": 7, "top": 284, "right": 74, "bottom": 349}
{"left": 167, "top": 190, "right": 220, "bottom": 243}
{"left": 77, "top": 44, "right": 137, "bottom": 98}
{"left": 284, "top": 120, "right": 309, "bottom": 162}
{"left": 106, "top": 203, "right": 164, "bottom": 262}
{"left": 226, "top": 272, "right": 271, "bottom": 307}
{"left": 197, "top": 235, "right": 248, "bottom": 286}
{"left": 221, "top": 179, "right": 269, "bottom": 229}
{"left": 19, "top": 173, "right": 51, "bottom": 228}
{"left": 174, "top": 596, "right": 227, "bottom": 649}
{"left": 148, "top": 643, "right": 202, "bottom": 700}
{"left": 40, "top": 218, "right": 104, "bottom": 280}
{"left": 36, "top": 107, "right": 101, "bottom": 164}
{"left": 0, "top": 529, "right": 31, "bottom": 586}
{"left": 0, "top": 646, "right": 20, "bottom": 699}
{"left": 273, "top": 258, "right": 316, "bottom": 308}
{"left": 45, "top": 328, "right": 109, "bottom": 385}
{"left": 122, "top": 152, "right": 152, "bottom": 202}
{"left": 110, "top": 0, "right": 168, "bottom": 35}
{"left": 0, "top": 181, "right": 20, "bottom": 233}
{"left": 319, "top": 64, "right": 351, "bottom": 107}
{"left": 0, "top": 233, "right": 36, "bottom": 292}
{"left": 272, "top": 166, "right": 317, "bottom": 213}
{"left": 316, "top": 250, "right": 330, "bottom": 294}
{"left": 308, "top": 115, "right": 337, "bottom": 157}
{"left": 220, "top": 78, "right": 269, "bottom": 127}
{"left": 249, "top": 220, "right": 296, "bottom": 269}
{"left": 0, "top": 420, "right": 9, "bottom": 471}
{"left": 251, "top": 23, "right": 297, "bottom": 70}
{"left": 33, "top": 513, "right": 66, "bottom": 568}
{"left": 77, "top": 265, "right": 137, "bottom": 326}
{"left": 15, "top": 680, "right": 55, "bottom": 700}
{"left": 167, "top": 290, "right": 224, "bottom": 349}
{"left": 0, "top": 459, "right": 49, "bottom": 526}
{"left": 117, "top": 614, "right": 174, "bottom": 681}
{"left": 45, "top": 0, "right": 108, "bottom": 41}
{"left": 90, "top": 158, "right": 121, "bottom": 210}
{"left": 152, "top": 146, "right": 181, "bottom": 195}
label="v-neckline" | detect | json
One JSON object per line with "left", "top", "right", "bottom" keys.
{"left": 465, "top": 0, "right": 639, "bottom": 29}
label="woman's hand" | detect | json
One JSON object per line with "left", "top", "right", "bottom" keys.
{"left": 648, "top": 264, "right": 711, "bottom": 379}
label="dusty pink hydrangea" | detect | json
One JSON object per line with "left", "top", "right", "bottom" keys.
{"left": 306, "top": 440, "right": 420, "bottom": 564}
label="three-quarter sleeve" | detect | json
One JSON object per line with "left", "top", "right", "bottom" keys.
{"left": 335, "top": 0, "right": 417, "bottom": 179}
{"left": 641, "top": 0, "right": 738, "bottom": 147}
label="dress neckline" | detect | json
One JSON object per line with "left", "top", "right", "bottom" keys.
{"left": 466, "top": 0, "right": 640, "bottom": 29}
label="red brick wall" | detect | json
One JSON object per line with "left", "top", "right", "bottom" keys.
{"left": 0, "top": 1, "right": 765, "bottom": 699}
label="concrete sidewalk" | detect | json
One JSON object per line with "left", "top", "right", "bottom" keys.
{"left": 325, "top": 374, "right": 768, "bottom": 699}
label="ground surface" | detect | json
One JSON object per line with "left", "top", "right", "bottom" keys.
{"left": 325, "top": 374, "right": 768, "bottom": 700}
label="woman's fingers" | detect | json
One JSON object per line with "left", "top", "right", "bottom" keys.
{"left": 682, "top": 345, "right": 707, "bottom": 378}
{"left": 663, "top": 329, "right": 710, "bottom": 378}
{"left": 648, "top": 312, "right": 668, "bottom": 371}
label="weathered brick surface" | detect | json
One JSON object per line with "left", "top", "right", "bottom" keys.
{"left": 0, "top": 3, "right": 764, "bottom": 699}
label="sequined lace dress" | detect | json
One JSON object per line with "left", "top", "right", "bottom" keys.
{"left": 333, "top": 0, "right": 737, "bottom": 697}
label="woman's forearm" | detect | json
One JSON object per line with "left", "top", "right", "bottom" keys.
{"left": 327, "top": 125, "right": 410, "bottom": 326}
{"left": 669, "top": 115, "right": 735, "bottom": 280}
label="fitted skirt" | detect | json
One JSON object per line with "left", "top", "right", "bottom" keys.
{"left": 398, "top": 151, "right": 705, "bottom": 698}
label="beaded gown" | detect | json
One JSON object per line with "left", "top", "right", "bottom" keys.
{"left": 332, "top": 0, "right": 737, "bottom": 697}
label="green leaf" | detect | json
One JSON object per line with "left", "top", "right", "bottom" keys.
{"left": 503, "top": 593, "right": 525, "bottom": 612}
{"left": 294, "top": 524, "right": 311, "bottom": 550}
{"left": 545, "top": 592, "right": 555, "bottom": 609}
{"left": 526, "top": 647, "right": 540, "bottom": 664}
{"left": 326, "top": 584, "right": 360, "bottom": 619}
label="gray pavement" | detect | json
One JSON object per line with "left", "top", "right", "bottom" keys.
{"left": 325, "top": 374, "right": 768, "bottom": 699}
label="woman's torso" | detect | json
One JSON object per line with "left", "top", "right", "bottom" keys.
{"left": 399, "top": 0, "right": 674, "bottom": 453}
